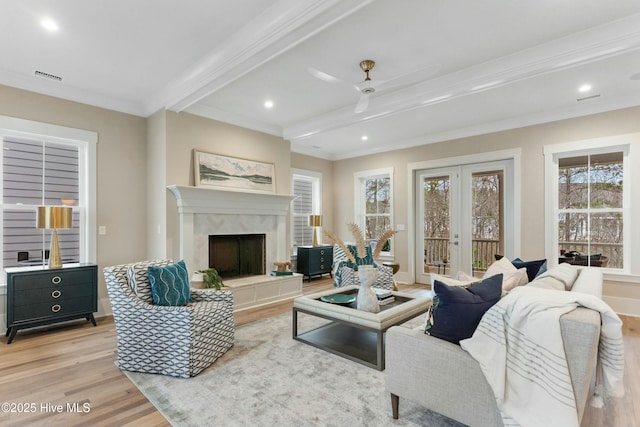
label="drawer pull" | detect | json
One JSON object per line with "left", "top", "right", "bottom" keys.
{"left": 51, "top": 290, "right": 61, "bottom": 299}
{"left": 320, "top": 258, "right": 324, "bottom": 262}
{"left": 320, "top": 264, "right": 324, "bottom": 269}
{"left": 51, "top": 276, "right": 62, "bottom": 285}
{"left": 51, "top": 304, "right": 61, "bottom": 313}
{"left": 320, "top": 250, "right": 325, "bottom": 255}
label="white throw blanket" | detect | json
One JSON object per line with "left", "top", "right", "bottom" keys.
{"left": 460, "top": 286, "right": 624, "bottom": 427}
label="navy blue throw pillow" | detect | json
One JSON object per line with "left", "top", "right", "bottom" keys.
{"left": 425, "top": 274, "right": 503, "bottom": 344}
{"left": 148, "top": 260, "right": 191, "bottom": 306}
{"left": 512, "top": 258, "right": 547, "bottom": 281}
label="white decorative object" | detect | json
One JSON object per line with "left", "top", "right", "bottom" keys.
{"left": 357, "top": 265, "right": 380, "bottom": 313}
{"left": 192, "top": 272, "right": 204, "bottom": 282}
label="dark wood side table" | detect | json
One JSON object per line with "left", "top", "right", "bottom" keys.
{"left": 296, "top": 245, "right": 333, "bottom": 281}
{"left": 5, "top": 263, "right": 98, "bottom": 344}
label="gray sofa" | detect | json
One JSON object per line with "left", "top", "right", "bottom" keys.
{"left": 385, "top": 265, "right": 603, "bottom": 427}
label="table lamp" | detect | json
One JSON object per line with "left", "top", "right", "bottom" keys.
{"left": 309, "top": 214, "right": 322, "bottom": 247}
{"left": 37, "top": 206, "right": 73, "bottom": 268}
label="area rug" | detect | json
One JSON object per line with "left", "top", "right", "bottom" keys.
{"left": 125, "top": 312, "right": 464, "bottom": 427}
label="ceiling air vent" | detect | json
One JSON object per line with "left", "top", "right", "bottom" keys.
{"left": 34, "top": 70, "right": 63, "bottom": 82}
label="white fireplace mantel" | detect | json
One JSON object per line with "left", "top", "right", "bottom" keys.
{"left": 168, "top": 185, "right": 294, "bottom": 216}
{"left": 167, "top": 185, "right": 294, "bottom": 274}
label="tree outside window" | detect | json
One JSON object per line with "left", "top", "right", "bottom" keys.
{"left": 355, "top": 168, "right": 393, "bottom": 255}
{"left": 557, "top": 152, "right": 624, "bottom": 268}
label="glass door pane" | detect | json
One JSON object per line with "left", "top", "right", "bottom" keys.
{"left": 471, "top": 171, "right": 503, "bottom": 275}
{"left": 416, "top": 168, "right": 458, "bottom": 283}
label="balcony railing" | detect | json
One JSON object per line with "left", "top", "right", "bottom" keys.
{"left": 423, "top": 238, "right": 621, "bottom": 275}
{"left": 559, "top": 242, "right": 622, "bottom": 269}
{"left": 424, "top": 238, "right": 500, "bottom": 274}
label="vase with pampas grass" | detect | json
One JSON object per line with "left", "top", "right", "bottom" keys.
{"left": 324, "top": 223, "right": 398, "bottom": 312}
{"left": 323, "top": 223, "right": 397, "bottom": 270}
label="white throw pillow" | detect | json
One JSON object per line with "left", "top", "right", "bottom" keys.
{"left": 460, "top": 268, "right": 526, "bottom": 295}
{"left": 430, "top": 273, "right": 475, "bottom": 288}
{"left": 484, "top": 256, "right": 516, "bottom": 279}
{"left": 533, "top": 263, "right": 578, "bottom": 290}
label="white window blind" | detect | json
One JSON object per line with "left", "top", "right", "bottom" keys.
{"left": 292, "top": 175, "right": 314, "bottom": 247}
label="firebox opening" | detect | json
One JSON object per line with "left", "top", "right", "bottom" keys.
{"left": 209, "top": 234, "right": 266, "bottom": 279}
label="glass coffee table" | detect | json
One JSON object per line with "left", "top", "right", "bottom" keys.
{"left": 292, "top": 285, "right": 431, "bottom": 370}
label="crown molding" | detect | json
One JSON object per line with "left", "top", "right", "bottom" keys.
{"left": 144, "top": 0, "right": 375, "bottom": 116}
{"left": 0, "top": 69, "right": 146, "bottom": 117}
{"left": 284, "top": 13, "right": 640, "bottom": 143}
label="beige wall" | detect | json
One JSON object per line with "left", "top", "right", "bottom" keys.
{"left": 291, "top": 152, "right": 334, "bottom": 245}
{"left": 1, "top": 83, "right": 638, "bottom": 317}
{"left": 0, "top": 84, "right": 148, "bottom": 318}
{"left": 163, "top": 112, "right": 293, "bottom": 261}
{"left": 332, "top": 106, "right": 640, "bottom": 305}
{"left": 147, "top": 109, "right": 167, "bottom": 259}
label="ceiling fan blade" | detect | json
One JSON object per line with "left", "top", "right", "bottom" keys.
{"left": 354, "top": 93, "right": 370, "bottom": 114}
{"left": 307, "top": 67, "right": 343, "bottom": 84}
{"left": 376, "top": 63, "right": 441, "bottom": 91}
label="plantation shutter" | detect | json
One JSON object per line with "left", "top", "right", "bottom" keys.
{"left": 292, "top": 176, "right": 314, "bottom": 247}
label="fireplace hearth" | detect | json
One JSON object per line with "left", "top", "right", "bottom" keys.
{"left": 209, "top": 234, "right": 265, "bottom": 279}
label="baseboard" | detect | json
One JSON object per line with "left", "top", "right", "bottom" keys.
{"left": 603, "top": 295, "right": 640, "bottom": 317}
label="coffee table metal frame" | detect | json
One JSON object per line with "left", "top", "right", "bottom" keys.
{"left": 292, "top": 285, "right": 430, "bottom": 370}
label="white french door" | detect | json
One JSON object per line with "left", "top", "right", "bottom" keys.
{"left": 415, "top": 159, "right": 515, "bottom": 284}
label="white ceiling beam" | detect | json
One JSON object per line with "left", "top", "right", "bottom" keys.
{"left": 283, "top": 13, "right": 640, "bottom": 142}
{"left": 144, "top": 0, "right": 376, "bottom": 116}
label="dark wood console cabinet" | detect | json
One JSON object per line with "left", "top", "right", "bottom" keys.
{"left": 297, "top": 245, "right": 333, "bottom": 282}
{"left": 5, "top": 263, "right": 98, "bottom": 344}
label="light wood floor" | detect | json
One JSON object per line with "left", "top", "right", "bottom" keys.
{"left": 0, "top": 279, "right": 637, "bottom": 427}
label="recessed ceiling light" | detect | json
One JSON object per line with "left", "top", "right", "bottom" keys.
{"left": 40, "top": 18, "right": 59, "bottom": 32}
{"left": 361, "top": 135, "right": 368, "bottom": 141}
{"left": 578, "top": 84, "right": 592, "bottom": 93}
{"left": 264, "top": 100, "right": 274, "bottom": 109}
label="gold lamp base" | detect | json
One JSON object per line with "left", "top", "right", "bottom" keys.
{"left": 48, "top": 229, "right": 63, "bottom": 269}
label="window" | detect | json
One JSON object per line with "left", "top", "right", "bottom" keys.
{"left": 558, "top": 153, "right": 624, "bottom": 268}
{"left": 2, "top": 137, "right": 81, "bottom": 270}
{"left": 291, "top": 170, "right": 321, "bottom": 251}
{"left": 355, "top": 168, "right": 393, "bottom": 255}
{"left": 0, "top": 115, "right": 97, "bottom": 277}
{"left": 545, "top": 137, "right": 633, "bottom": 273}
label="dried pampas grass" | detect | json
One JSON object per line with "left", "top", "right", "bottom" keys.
{"left": 323, "top": 230, "right": 356, "bottom": 264}
{"left": 347, "top": 223, "right": 367, "bottom": 259}
{"left": 324, "top": 224, "right": 397, "bottom": 264}
{"left": 373, "top": 229, "right": 398, "bottom": 259}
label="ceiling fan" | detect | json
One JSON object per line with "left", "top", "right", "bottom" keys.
{"left": 308, "top": 59, "right": 440, "bottom": 114}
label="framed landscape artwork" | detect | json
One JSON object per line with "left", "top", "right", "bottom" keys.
{"left": 193, "top": 150, "right": 275, "bottom": 193}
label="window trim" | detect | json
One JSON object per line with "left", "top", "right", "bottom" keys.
{"left": 354, "top": 167, "right": 394, "bottom": 257}
{"left": 291, "top": 168, "right": 322, "bottom": 252}
{"left": 0, "top": 116, "right": 97, "bottom": 280}
{"left": 544, "top": 134, "right": 636, "bottom": 275}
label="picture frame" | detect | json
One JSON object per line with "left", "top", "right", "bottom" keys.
{"left": 193, "top": 150, "right": 275, "bottom": 193}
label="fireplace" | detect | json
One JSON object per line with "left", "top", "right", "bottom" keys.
{"left": 168, "top": 185, "right": 303, "bottom": 312}
{"left": 209, "top": 234, "right": 266, "bottom": 279}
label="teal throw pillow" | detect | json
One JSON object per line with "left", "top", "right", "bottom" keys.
{"left": 148, "top": 260, "right": 191, "bottom": 306}
{"left": 425, "top": 274, "right": 503, "bottom": 344}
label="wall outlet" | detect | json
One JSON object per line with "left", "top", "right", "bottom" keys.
{"left": 99, "top": 226, "right": 106, "bottom": 235}
{"left": 396, "top": 224, "right": 405, "bottom": 231}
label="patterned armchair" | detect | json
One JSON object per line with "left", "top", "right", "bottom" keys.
{"left": 104, "top": 260, "right": 234, "bottom": 378}
{"left": 332, "top": 244, "right": 395, "bottom": 290}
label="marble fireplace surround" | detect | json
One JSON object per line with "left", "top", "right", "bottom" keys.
{"left": 167, "top": 185, "right": 294, "bottom": 275}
